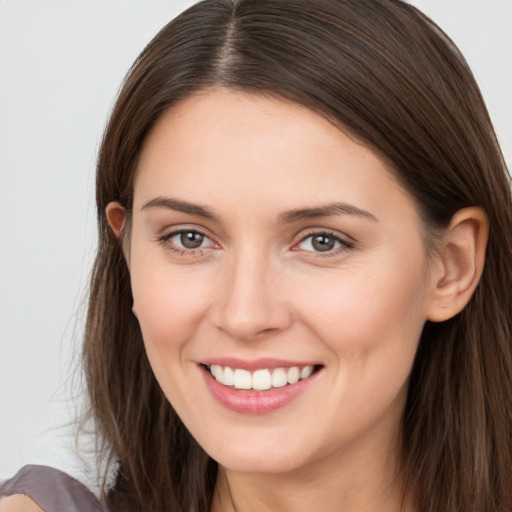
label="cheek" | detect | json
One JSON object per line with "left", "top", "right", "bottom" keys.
{"left": 298, "top": 271, "right": 426, "bottom": 339}
{"left": 289, "top": 261, "right": 428, "bottom": 444}
{"left": 130, "top": 263, "right": 220, "bottom": 416}
{"left": 290, "top": 253, "right": 429, "bottom": 376}
{"left": 130, "top": 258, "right": 216, "bottom": 359}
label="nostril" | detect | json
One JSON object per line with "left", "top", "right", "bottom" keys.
{"left": 254, "top": 327, "right": 280, "bottom": 337}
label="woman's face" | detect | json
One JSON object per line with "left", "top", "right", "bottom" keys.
{"left": 127, "top": 88, "right": 437, "bottom": 475}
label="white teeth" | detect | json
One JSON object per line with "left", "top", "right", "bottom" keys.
{"left": 271, "top": 368, "right": 288, "bottom": 388}
{"left": 212, "top": 365, "right": 223, "bottom": 382}
{"left": 223, "top": 366, "right": 234, "bottom": 386}
{"left": 300, "top": 366, "right": 314, "bottom": 379}
{"left": 252, "top": 369, "right": 272, "bottom": 391}
{"left": 233, "top": 369, "right": 252, "bottom": 389}
{"left": 287, "top": 366, "right": 300, "bottom": 384}
{"left": 209, "top": 364, "right": 316, "bottom": 391}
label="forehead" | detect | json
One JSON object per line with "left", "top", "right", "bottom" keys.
{"left": 133, "top": 88, "right": 416, "bottom": 224}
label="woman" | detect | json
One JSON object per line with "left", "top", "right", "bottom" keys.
{"left": 2, "top": 0, "right": 511, "bottom": 511}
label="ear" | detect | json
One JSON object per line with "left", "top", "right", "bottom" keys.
{"left": 426, "top": 207, "right": 489, "bottom": 322}
{"left": 105, "top": 201, "right": 126, "bottom": 238}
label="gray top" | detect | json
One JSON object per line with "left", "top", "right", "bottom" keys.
{"left": 1, "top": 465, "right": 106, "bottom": 511}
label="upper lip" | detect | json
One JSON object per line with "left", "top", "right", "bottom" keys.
{"left": 200, "top": 357, "right": 321, "bottom": 371}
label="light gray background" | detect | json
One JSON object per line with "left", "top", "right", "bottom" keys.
{"left": 1, "top": 0, "right": 511, "bottom": 481}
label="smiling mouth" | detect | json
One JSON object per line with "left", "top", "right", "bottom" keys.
{"left": 204, "top": 364, "right": 322, "bottom": 391}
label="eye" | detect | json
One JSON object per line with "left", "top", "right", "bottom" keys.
{"left": 160, "top": 229, "right": 216, "bottom": 253}
{"left": 296, "top": 232, "right": 351, "bottom": 253}
{"left": 175, "top": 231, "right": 207, "bottom": 249}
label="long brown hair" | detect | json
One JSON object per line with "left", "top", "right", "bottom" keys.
{"left": 83, "top": 1, "right": 512, "bottom": 510}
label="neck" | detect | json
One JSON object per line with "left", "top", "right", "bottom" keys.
{"left": 211, "top": 428, "right": 414, "bottom": 512}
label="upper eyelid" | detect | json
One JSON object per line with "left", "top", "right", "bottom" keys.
{"left": 161, "top": 227, "right": 206, "bottom": 237}
{"left": 161, "top": 229, "right": 215, "bottom": 244}
{"left": 159, "top": 225, "right": 213, "bottom": 241}
{"left": 292, "top": 227, "right": 357, "bottom": 254}
{"left": 158, "top": 229, "right": 218, "bottom": 256}
{"left": 156, "top": 226, "right": 355, "bottom": 249}
{"left": 294, "top": 227, "right": 355, "bottom": 245}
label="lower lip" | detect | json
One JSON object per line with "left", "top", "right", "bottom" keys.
{"left": 201, "top": 366, "right": 319, "bottom": 414}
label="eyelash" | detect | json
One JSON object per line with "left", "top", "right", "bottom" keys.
{"left": 158, "top": 229, "right": 216, "bottom": 257}
{"left": 158, "top": 228, "right": 354, "bottom": 257}
{"left": 294, "top": 230, "right": 354, "bottom": 256}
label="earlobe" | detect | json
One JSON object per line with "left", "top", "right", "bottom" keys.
{"left": 426, "top": 207, "right": 489, "bottom": 322}
{"left": 106, "top": 201, "right": 126, "bottom": 238}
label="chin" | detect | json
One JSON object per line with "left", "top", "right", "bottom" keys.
{"left": 203, "top": 436, "right": 313, "bottom": 475}
{"left": 216, "top": 455, "right": 305, "bottom": 475}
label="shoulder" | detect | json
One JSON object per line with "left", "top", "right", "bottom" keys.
{"left": 0, "top": 494, "right": 44, "bottom": 512}
{"left": 0, "top": 465, "right": 106, "bottom": 512}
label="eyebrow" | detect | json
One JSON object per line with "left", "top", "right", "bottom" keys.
{"left": 141, "top": 196, "right": 377, "bottom": 223}
{"left": 278, "top": 203, "right": 378, "bottom": 223}
{"left": 141, "top": 196, "right": 219, "bottom": 221}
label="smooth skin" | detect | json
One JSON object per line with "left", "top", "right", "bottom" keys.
{"left": 105, "top": 88, "right": 488, "bottom": 512}
{"left": 104, "top": 88, "right": 488, "bottom": 512}
{"left": 0, "top": 495, "right": 44, "bottom": 512}
{"left": 2, "top": 88, "right": 487, "bottom": 512}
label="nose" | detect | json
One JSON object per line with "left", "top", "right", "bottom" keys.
{"left": 211, "top": 250, "right": 293, "bottom": 341}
